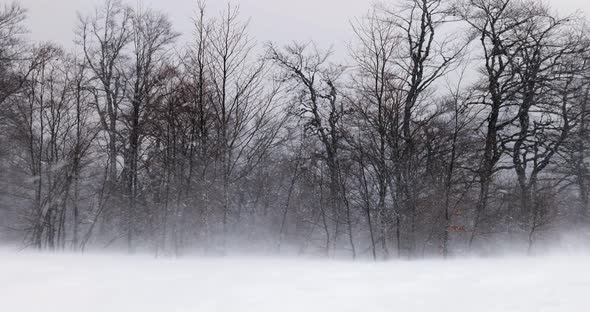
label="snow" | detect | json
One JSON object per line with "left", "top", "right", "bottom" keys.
{"left": 1, "top": 252, "right": 589, "bottom": 312}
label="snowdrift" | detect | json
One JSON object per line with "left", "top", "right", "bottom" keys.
{"left": 1, "top": 252, "right": 588, "bottom": 312}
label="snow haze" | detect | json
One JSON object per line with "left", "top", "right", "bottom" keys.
{"left": 3, "top": 251, "right": 589, "bottom": 312}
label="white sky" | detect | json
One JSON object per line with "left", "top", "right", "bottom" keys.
{"left": 16, "top": 0, "right": 590, "bottom": 52}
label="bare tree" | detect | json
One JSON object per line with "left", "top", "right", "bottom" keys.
{"left": 119, "top": 5, "right": 179, "bottom": 252}
{"left": 458, "top": 0, "right": 530, "bottom": 248}
{"left": 0, "top": 3, "right": 27, "bottom": 106}
{"left": 77, "top": 0, "right": 133, "bottom": 248}
{"left": 381, "top": 0, "right": 466, "bottom": 257}
{"left": 208, "top": 4, "right": 283, "bottom": 253}
{"left": 349, "top": 7, "right": 399, "bottom": 259}
{"left": 267, "top": 42, "right": 352, "bottom": 257}
{"left": 504, "top": 9, "right": 584, "bottom": 250}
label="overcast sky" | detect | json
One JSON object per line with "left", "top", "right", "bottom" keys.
{"left": 16, "top": 0, "right": 590, "bottom": 52}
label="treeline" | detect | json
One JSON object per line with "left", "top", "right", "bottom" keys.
{"left": 1, "top": 0, "right": 589, "bottom": 259}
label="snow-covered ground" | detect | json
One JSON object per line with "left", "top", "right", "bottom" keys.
{"left": 1, "top": 251, "right": 589, "bottom": 312}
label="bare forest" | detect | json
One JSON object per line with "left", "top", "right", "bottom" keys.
{"left": 2, "top": 0, "right": 590, "bottom": 260}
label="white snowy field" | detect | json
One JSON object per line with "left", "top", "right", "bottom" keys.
{"left": 1, "top": 252, "right": 589, "bottom": 312}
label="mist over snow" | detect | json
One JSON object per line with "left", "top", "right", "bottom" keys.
{"left": 2, "top": 250, "right": 589, "bottom": 312}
